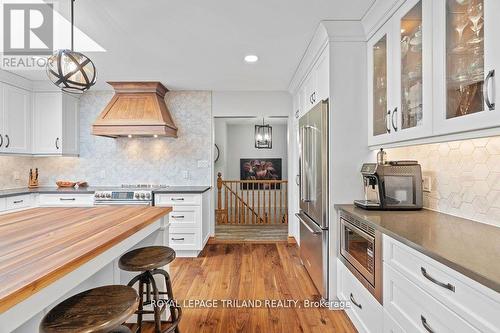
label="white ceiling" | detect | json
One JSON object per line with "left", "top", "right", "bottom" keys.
{"left": 12, "top": 0, "right": 375, "bottom": 91}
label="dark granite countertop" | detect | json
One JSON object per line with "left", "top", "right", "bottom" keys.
{"left": 336, "top": 204, "right": 500, "bottom": 293}
{"left": 0, "top": 186, "right": 211, "bottom": 198}
{"left": 152, "top": 186, "right": 211, "bottom": 194}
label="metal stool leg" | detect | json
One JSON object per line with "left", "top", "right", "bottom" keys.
{"left": 151, "top": 269, "right": 180, "bottom": 333}
{"left": 128, "top": 273, "right": 147, "bottom": 333}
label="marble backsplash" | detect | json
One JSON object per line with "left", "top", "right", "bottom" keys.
{"left": 387, "top": 136, "right": 500, "bottom": 227}
{"left": 0, "top": 90, "right": 212, "bottom": 188}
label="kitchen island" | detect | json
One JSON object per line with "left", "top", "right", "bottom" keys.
{"left": 0, "top": 206, "right": 172, "bottom": 333}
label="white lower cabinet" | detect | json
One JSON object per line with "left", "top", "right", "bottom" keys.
{"left": 337, "top": 259, "right": 383, "bottom": 333}
{"left": 5, "top": 195, "right": 32, "bottom": 211}
{"left": 37, "top": 193, "right": 94, "bottom": 207}
{"left": 383, "top": 310, "right": 403, "bottom": 333}
{"left": 0, "top": 198, "right": 6, "bottom": 212}
{"left": 155, "top": 190, "right": 210, "bottom": 257}
{"left": 384, "top": 264, "right": 479, "bottom": 333}
{"left": 384, "top": 235, "right": 500, "bottom": 333}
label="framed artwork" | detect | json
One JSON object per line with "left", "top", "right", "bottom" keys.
{"left": 240, "top": 158, "right": 282, "bottom": 190}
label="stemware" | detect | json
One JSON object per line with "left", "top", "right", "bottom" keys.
{"left": 467, "top": 2, "right": 484, "bottom": 44}
{"left": 452, "top": 16, "right": 469, "bottom": 53}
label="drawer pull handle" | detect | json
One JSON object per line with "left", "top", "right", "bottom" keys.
{"left": 171, "top": 198, "right": 185, "bottom": 201}
{"left": 172, "top": 215, "right": 185, "bottom": 219}
{"left": 60, "top": 198, "right": 76, "bottom": 201}
{"left": 421, "top": 315, "right": 435, "bottom": 333}
{"left": 349, "top": 293, "right": 362, "bottom": 309}
{"left": 13, "top": 200, "right": 24, "bottom": 204}
{"left": 421, "top": 267, "right": 455, "bottom": 292}
{"left": 171, "top": 238, "right": 185, "bottom": 241}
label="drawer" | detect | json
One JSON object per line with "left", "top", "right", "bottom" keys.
{"left": 168, "top": 206, "right": 199, "bottom": 228}
{"left": 168, "top": 227, "right": 201, "bottom": 250}
{"left": 383, "top": 235, "right": 500, "bottom": 332}
{"left": 5, "top": 194, "right": 32, "bottom": 211}
{"left": 337, "top": 259, "right": 383, "bottom": 333}
{"left": 383, "top": 310, "right": 403, "bottom": 333}
{"left": 155, "top": 193, "right": 201, "bottom": 206}
{"left": 0, "top": 198, "right": 6, "bottom": 212}
{"left": 384, "top": 264, "right": 480, "bottom": 333}
{"left": 38, "top": 193, "right": 95, "bottom": 207}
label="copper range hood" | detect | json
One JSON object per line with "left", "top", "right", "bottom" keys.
{"left": 92, "top": 82, "right": 178, "bottom": 138}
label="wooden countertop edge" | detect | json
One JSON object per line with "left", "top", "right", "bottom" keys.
{"left": 0, "top": 207, "right": 172, "bottom": 313}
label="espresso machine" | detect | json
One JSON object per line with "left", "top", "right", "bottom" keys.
{"left": 354, "top": 161, "right": 423, "bottom": 210}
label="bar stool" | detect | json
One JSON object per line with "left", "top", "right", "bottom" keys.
{"left": 40, "top": 285, "right": 139, "bottom": 333}
{"left": 119, "top": 246, "right": 181, "bottom": 333}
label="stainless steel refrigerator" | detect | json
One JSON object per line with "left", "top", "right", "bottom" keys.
{"left": 296, "top": 100, "right": 329, "bottom": 299}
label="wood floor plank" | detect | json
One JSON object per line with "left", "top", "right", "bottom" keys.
{"left": 133, "top": 243, "right": 356, "bottom": 333}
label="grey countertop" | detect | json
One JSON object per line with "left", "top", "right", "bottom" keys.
{"left": 152, "top": 186, "right": 211, "bottom": 194}
{"left": 0, "top": 186, "right": 211, "bottom": 198}
{"left": 336, "top": 204, "right": 500, "bottom": 293}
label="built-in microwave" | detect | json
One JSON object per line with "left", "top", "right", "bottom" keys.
{"left": 339, "top": 211, "right": 382, "bottom": 304}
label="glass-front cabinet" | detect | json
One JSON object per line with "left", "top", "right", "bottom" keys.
{"left": 368, "top": 25, "right": 393, "bottom": 145}
{"left": 434, "top": 0, "right": 500, "bottom": 135}
{"left": 368, "top": 0, "right": 433, "bottom": 146}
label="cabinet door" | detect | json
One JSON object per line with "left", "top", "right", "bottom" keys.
{"left": 368, "top": 24, "right": 394, "bottom": 146}
{"left": 3, "top": 84, "right": 31, "bottom": 154}
{"left": 33, "top": 93, "right": 62, "bottom": 154}
{"left": 62, "top": 94, "right": 79, "bottom": 155}
{"left": 393, "top": 0, "right": 433, "bottom": 141}
{"left": 315, "top": 49, "right": 330, "bottom": 102}
{"left": 433, "top": 0, "right": 500, "bottom": 135}
{"left": 0, "top": 84, "right": 4, "bottom": 153}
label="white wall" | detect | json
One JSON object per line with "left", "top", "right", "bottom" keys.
{"left": 225, "top": 123, "right": 288, "bottom": 180}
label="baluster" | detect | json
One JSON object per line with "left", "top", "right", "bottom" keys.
{"left": 267, "top": 182, "right": 271, "bottom": 224}
{"left": 252, "top": 183, "right": 255, "bottom": 224}
{"left": 279, "top": 181, "right": 282, "bottom": 224}
{"left": 232, "top": 182, "right": 236, "bottom": 224}
{"left": 224, "top": 185, "right": 228, "bottom": 224}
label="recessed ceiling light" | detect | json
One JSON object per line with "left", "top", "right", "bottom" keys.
{"left": 244, "top": 55, "right": 259, "bottom": 63}
{"left": 153, "top": 134, "right": 158, "bottom": 138}
{"left": 128, "top": 134, "right": 132, "bottom": 138}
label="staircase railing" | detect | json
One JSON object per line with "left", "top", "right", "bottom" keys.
{"left": 215, "top": 173, "right": 288, "bottom": 225}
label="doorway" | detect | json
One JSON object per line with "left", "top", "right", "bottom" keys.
{"left": 213, "top": 116, "right": 289, "bottom": 241}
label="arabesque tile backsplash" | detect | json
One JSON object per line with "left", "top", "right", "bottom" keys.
{"left": 0, "top": 90, "right": 212, "bottom": 189}
{"left": 388, "top": 137, "right": 500, "bottom": 227}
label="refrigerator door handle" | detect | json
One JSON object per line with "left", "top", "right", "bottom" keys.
{"left": 296, "top": 213, "right": 323, "bottom": 234}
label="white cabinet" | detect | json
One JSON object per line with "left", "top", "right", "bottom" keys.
{"left": 155, "top": 191, "right": 210, "bottom": 257}
{"left": 433, "top": 0, "right": 500, "bottom": 135}
{"left": 368, "top": 0, "right": 433, "bottom": 146}
{"left": 37, "top": 193, "right": 94, "bottom": 207}
{"left": 384, "top": 263, "right": 480, "bottom": 333}
{"left": 384, "top": 235, "right": 500, "bottom": 333}
{"left": 0, "top": 194, "right": 34, "bottom": 213}
{"left": 33, "top": 92, "right": 79, "bottom": 156}
{"left": 0, "top": 83, "right": 32, "bottom": 154}
{"left": 368, "top": 0, "right": 500, "bottom": 146}
{"left": 337, "top": 259, "right": 383, "bottom": 333}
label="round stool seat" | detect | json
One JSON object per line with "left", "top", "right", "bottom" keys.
{"left": 119, "top": 246, "right": 176, "bottom": 272}
{"left": 40, "top": 285, "right": 139, "bottom": 333}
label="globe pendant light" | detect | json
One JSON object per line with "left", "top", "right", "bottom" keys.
{"left": 46, "top": 0, "right": 97, "bottom": 93}
{"left": 255, "top": 118, "right": 272, "bottom": 149}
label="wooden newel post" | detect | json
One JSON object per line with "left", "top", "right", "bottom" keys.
{"left": 215, "top": 173, "right": 227, "bottom": 224}
{"left": 217, "top": 173, "right": 223, "bottom": 210}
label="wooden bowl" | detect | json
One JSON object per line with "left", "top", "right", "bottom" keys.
{"left": 56, "top": 181, "right": 77, "bottom": 188}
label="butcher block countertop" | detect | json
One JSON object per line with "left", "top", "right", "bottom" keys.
{"left": 0, "top": 206, "right": 172, "bottom": 313}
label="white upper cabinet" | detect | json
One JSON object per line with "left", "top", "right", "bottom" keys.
{"left": 33, "top": 92, "right": 79, "bottom": 156}
{"left": 0, "top": 83, "right": 32, "bottom": 154}
{"left": 368, "top": 0, "right": 433, "bottom": 146}
{"left": 433, "top": 0, "right": 500, "bottom": 135}
{"left": 296, "top": 48, "right": 330, "bottom": 118}
{"left": 368, "top": 0, "right": 500, "bottom": 147}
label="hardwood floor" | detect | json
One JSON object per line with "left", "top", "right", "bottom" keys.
{"left": 215, "top": 224, "right": 288, "bottom": 241}
{"left": 132, "top": 243, "right": 356, "bottom": 333}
